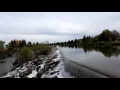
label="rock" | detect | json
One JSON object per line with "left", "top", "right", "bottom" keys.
{"left": 11, "top": 68, "right": 15, "bottom": 71}
{"left": 37, "top": 60, "right": 43, "bottom": 63}
{"left": 13, "top": 61, "right": 18, "bottom": 66}
{"left": 36, "top": 68, "right": 47, "bottom": 78}
{"left": 50, "top": 71, "right": 59, "bottom": 75}
{"left": 45, "top": 61, "right": 55, "bottom": 66}
{"left": 26, "top": 62, "right": 29, "bottom": 65}
{"left": 11, "top": 75, "right": 15, "bottom": 78}
{"left": 19, "top": 68, "right": 32, "bottom": 78}
{"left": 27, "top": 64, "right": 32, "bottom": 69}
{"left": 0, "top": 60, "right": 5, "bottom": 63}
{"left": 44, "top": 71, "right": 49, "bottom": 75}
{"left": 53, "top": 60, "right": 60, "bottom": 65}
{"left": 52, "top": 54, "right": 57, "bottom": 59}
{"left": 37, "top": 61, "right": 42, "bottom": 65}
{"left": 32, "top": 61, "right": 37, "bottom": 65}
{"left": 20, "top": 64, "right": 23, "bottom": 68}
{"left": 48, "top": 56, "right": 52, "bottom": 60}
{"left": 13, "top": 60, "right": 22, "bottom": 69}
{"left": 19, "top": 73, "right": 25, "bottom": 78}
{"left": 5, "top": 76, "right": 11, "bottom": 78}
{"left": 52, "top": 76, "right": 58, "bottom": 78}
{"left": 32, "top": 60, "right": 42, "bottom": 66}
{"left": 23, "top": 76, "right": 28, "bottom": 78}
{"left": 47, "top": 61, "right": 60, "bottom": 70}
{"left": 37, "top": 57, "right": 44, "bottom": 61}
{"left": 36, "top": 71, "right": 43, "bottom": 78}
{"left": 44, "top": 60, "right": 60, "bottom": 70}
{"left": 45, "top": 60, "right": 51, "bottom": 64}
{"left": 44, "top": 65, "right": 51, "bottom": 71}
{"left": 36, "top": 66, "right": 41, "bottom": 72}
{"left": 55, "top": 60, "right": 60, "bottom": 64}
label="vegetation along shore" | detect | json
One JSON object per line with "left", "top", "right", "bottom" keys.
{"left": 0, "top": 29, "right": 120, "bottom": 78}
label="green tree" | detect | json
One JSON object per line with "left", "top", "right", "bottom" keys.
{"left": 36, "top": 42, "right": 39, "bottom": 45}
{"left": 67, "top": 40, "right": 71, "bottom": 44}
{"left": 83, "top": 35, "right": 86, "bottom": 41}
{"left": 27, "top": 41, "right": 32, "bottom": 47}
{"left": 86, "top": 36, "right": 89, "bottom": 40}
{"left": 0, "top": 41, "right": 5, "bottom": 50}
{"left": 74, "top": 39, "right": 78, "bottom": 43}
{"left": 98, "top": 29, "right": 112, "bottom": 42}
{"left": 64, "top": 41, "right": 67, "bottom": 44}
{"left": 89, "top": 36, "right": 90, "bottom": 39}
{"left": 71, "top": 40, "right": 74, "bottom": 44}
{"left": 93, "top": 36, "right": 99, "bottom": 42}
{"left": 112, "top": 30, "right": 120, "bottom": 41}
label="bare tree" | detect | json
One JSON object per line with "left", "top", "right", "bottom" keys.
{"left": 44, "top": 40, "right": 49, "bottom": 44}
{"left": 112, "top": 30, "right": 120, "bottom": 41}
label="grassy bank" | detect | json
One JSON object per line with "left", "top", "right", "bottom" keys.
{"left": 15, "top": 44, "right": 53, "bottom": 65}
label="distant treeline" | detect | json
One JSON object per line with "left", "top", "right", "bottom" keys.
{"left": 52, "top": 29, "right": 120, "bottom": 45}
{"left": 0, "top": 39, "right": 51, "bottom": 60}
{"left": 60, "top": 44, "right": 120, "bottom": 58}
{"left": 0, "top": 39, "right": 50, "bottom": 54}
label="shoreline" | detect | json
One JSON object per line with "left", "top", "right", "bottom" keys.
{"left": 0, "top": 46, "right": 74, "bottom": 78}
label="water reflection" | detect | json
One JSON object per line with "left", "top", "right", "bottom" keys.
{"left": 60, "top": 45, "right": 120, "bottom": 58}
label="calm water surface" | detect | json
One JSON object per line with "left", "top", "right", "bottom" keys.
{"left": 59, "top": 45, "right": 120, "bottom": 78}
{"left": 0, "top": 57, "right": 15, "bottom": 76}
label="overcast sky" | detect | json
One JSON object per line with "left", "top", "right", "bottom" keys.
{"left": 0, "top": 12, "right": 120, "bottom": 44}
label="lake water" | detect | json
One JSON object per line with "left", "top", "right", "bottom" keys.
{"left": 0, "top": 57, "right": 16, "bottom": 76}
{"left": 59, "top": 45, "right": 120, "bottom": 78}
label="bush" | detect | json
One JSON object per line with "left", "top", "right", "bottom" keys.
{"left": 19, "top": 47, "right": 33, "bottom": 61}
{"left": 31, "top": 44, "right": 51, "bottom": 56}
{"left": 15, "top": 45, "right": 51, "bottom": 64}
{"left": 110, "top": 42, "right": 120, "bottom": 45}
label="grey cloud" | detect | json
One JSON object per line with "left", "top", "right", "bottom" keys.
{"left": 0, "top": 12, "right": 120, "bottom": 43}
